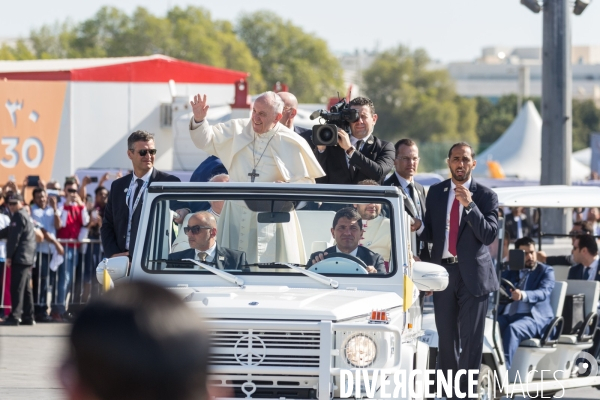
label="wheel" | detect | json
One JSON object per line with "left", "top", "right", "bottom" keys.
{"left": 477, "top": 364, "right": 501, "bottom": 400}
{"left": 323, "top": 252, "right": 368, "bottom": 269}
{"left": 499, "top": 278, "right": 516, "bottom": 303}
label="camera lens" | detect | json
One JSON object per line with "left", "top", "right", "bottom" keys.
{"left": 320, "top": 127, "right": 334, "bottom": 142}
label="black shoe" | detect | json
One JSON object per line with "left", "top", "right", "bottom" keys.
{"left": 1, "top": 317, "right": 21, "bottom": 326}
{"left": 35, "top": 314, "right": 53, "bottom": 323}
{"left": 61, "top": 311, "right": 75, "bottom": 322}
{"left": 21, "top": 317, "right": 36, "bottom": 326}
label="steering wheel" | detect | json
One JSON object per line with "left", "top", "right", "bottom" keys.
{"left": 324, "top": 252, "right": 368, "bottom": 270}
{"left": 499, "top": 278, "right": 516, "bottom": 303}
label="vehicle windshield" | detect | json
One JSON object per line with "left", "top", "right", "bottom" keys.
{"left": 141, "top": 193, "right": 404, "bottom": 277}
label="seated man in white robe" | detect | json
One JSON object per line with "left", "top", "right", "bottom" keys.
{"left": 354, "top": 179, "right": 391, "bottom": 263}
{"left": 188, "top": 92, "right": 325, "bottom": 264}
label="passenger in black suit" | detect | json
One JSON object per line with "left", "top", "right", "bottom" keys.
{"left": 277, "top": 91, "right": 314, "bottom": 148}
{"left": 415, "top": 142, "right": 499, "bottom": 398}
{"left": 568, "top": 234, "right": 600, "bottom": 360}
{"left": 168, "top": 211, "right": 247, "bottom": 270}
{"left": 383, "top": 138, "right": 429, "bottom": 261}
{"left": 101, "top": 131, "right": 188, "bottom": 259}
{"left": 504, "top": 207, "right": 531, "bottom": 241}
{"left": 313, "top": 97, "right": 395, "bottom": 185}
{"left": 306, "top": 207, "right": 386, "bottom": 274}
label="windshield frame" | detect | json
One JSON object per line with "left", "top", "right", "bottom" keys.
{"left": 139, "top": 190, "right": 403, "bottom": 279}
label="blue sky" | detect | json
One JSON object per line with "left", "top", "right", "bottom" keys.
{"left": 2, "top": 0, "right": 598, "bottom": 62}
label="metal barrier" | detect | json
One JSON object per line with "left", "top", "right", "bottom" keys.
{"left": 0, "top": 238, "right": 103, "bottom": 319}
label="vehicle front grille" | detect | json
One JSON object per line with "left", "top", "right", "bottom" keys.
{"left": 209, "top": 329, "right": 321, "bottom": 367}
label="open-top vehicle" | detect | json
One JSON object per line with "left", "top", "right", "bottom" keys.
{"left": 97, "top": 182, "right": 449, "bottom": 400}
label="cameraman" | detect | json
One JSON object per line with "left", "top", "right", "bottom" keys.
{"left": 314, "top": 97, "right": 394, "bottom": 185}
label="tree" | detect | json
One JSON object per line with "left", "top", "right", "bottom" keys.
{"left": 3, "top": 6, "right": 265, "bottom": 92}
{"left": 573, "top": 99, "right": 600, "bottom": 151}
{"left": 236, "top": 11, "right": 344, "bottom": 102}
{"left": 0, "top": 40, "right": 35, "bottom": 60}
{"left": 363, "top": 46, "right": 478, "bottom": 145}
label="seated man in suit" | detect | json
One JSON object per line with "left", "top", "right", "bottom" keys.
{"left": 569, "top": 234, "right": 600, "bottom": 360}
{"left": 306, "top": 207, "right": 385, "bottom": 274}
{"left": 169, "top": 211, "right": 246, "bottom": 270}
{"left": 498, "top": 236, "right": 555, "bottom": 370}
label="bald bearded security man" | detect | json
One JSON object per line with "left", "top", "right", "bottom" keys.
{"left": 189, "top": 92, "right": 324, "bottom": 265}
{"left": 277, "top": 91, "right": 313, "bottom": 147}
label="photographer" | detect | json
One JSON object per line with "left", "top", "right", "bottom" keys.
{"left": 313, "top": 97, "right": 395, "bottom": 185}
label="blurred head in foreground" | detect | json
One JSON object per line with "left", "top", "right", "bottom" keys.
{"left": 59, "top": 282, "right": 209, "bottom": 400}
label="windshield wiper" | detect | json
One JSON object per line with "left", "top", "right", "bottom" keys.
{"left": 148, "top": 259, "right": 245, "bottom": 288}
{"left": 249, "top": 262, "right": 338, "bottom": 289}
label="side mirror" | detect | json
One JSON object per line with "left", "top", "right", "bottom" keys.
{"left": 96, "top": 257, "right": 129, "bottom": 285}
{"left": 412, "top": 261, "right": 449, "bottom": 291}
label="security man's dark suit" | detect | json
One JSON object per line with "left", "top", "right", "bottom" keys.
{"left": 101, "top": 169, "right": 181, "bottom": 259}
{"left": 0, "top": 207, "right": 36, "bottom": 321}
{"left": 567, "top": 262, "right": 600, "bottom": 359}
{"left": 419, "top": 178, "right": 499, "bottom": 398}
{"left": 383, "top": 173, "right": 429, "bottom": 260}
{"left": 168, "top": 245, "right": 247, "bottom": 270}
{"left": 294, "top": 125, "right": 314, "bottom": 149}
{"left": 314, "top": 134, "right": 395, "bottom": 184}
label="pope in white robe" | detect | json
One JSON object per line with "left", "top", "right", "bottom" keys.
{"left": 188, "top": 92, "right": 325, "bottom": 264}
{"left": 360, "top": 215, "right": 391, "bottom": 262}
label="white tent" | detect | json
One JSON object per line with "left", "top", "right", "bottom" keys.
{"left": 475, "top": 101, "right": 590, "bottom": 181}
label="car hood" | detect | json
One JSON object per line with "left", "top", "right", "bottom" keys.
{"left": 169, "top": 286, "right": 402, "bottom": 321}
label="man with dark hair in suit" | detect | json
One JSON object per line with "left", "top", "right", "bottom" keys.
{"left": 414, "top": 142, "right": 499, "bottom": 398}
{"left": 59, "top": 281, "right": 211, "bottom": 400}
{"left": 384, "top": 138, "right": 429, "bottom": 260}
{"left": 505, "top": 207, "right": 531, "bottom": 241}
{"left": 306, "top": 207, "right": 385, "bottom": 274}
{"left": 277, "top": 91, "right": 313, "bottom": 147}
{"left": 169, "top": 211, "right": 247, "bottom": 270}
{"left": 313, "top": 97, "right": 395, "bottom": 185}
{"left": 101, "top": 130, "right": 188, "bottom": 259}
{"left": 499, "top": 237, "right": 555, "bottom": 370}
{"left": 0, "top": 194, "right": 37, "bottom": 326}
{"left": 568, "top": 234, "right": 600, "bottom": 360}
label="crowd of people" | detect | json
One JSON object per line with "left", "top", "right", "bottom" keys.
{"left": 1, "top": 89, "right": 599, "bottom": 398}
{"left": 0, "top": 173, "right": 115, "bottom": 324}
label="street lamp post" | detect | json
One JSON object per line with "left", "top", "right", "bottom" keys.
{"left": 521, "top": 0, "right": 591, "bottom": 235}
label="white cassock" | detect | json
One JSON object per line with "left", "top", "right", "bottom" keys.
{"left": 189, "top": 118, "right": 325, "bottom": 264}
{"left": 359, "top": 215, "right": 391, "bottom": 262}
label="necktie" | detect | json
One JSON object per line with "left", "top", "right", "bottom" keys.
{"left": 198, "top": 251, "right": 207, "bottom": 262}
{"left": 583, "top": 267, "right": 590, "bottom": 280}
{"left": 407, "top": 182, "right": 420, "bottom": 218}
{"left": 448, "top": 198, "right": 460, "bottom": 256}
{"left": 132, "top": 179, "right": 144, "bottom": 206}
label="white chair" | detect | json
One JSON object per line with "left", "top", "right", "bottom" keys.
{"left": 296, "top": 210, "right": 335, "bottom": 260}
{"left": 509, "top": 281, "right": 567, "bottom": 383}
{"left": 535, "top": 280, "right": 599, "bottom": 379}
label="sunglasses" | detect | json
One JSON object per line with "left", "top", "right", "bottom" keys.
{"left": 183, "top": 225, "right": 212, "bottom": 235}
{"left": 67, "top": 188, "right": 78, "bottom": 193}
{"left": 131, "top": 149, "right": 157, "bottom": 156}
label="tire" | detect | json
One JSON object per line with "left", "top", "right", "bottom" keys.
{"left": 477, "top": 364, "right": 499, "bottom": 400}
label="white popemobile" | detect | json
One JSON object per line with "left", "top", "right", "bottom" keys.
{"left": 97, "top": 182, "right": 449, "bottom": 400}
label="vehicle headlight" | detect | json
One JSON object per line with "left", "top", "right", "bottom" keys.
{"left": 344, "top": 334, "right": 377, "bottom": 367}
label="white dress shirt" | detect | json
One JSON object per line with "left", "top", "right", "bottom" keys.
{"left": 335, "top": 246, "right": 359, "bottom": 257}
{"left": 584, "top": 256, "right": 599, "bottom": 281}
{"left": 195, "top": 243, "right": 217, "bottom": 263}
{"left": 395, "top": 172, "right": 422, "bottom": 218}
{"left": 126, "top": 168, "right": 153, "bottom": 249}
{"left": 441, "top": 178, "right": 472, "bottom": 259}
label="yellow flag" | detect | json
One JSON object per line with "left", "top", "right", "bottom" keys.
{"left": 103, "top": 268, "right": 114, "bottom": 293}
{"left": 403, "top": 275, "right": 415, "bottom": 312}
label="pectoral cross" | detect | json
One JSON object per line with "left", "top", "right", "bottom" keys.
{"left": 248, "top": 169, "right": 260, "bottom": 182}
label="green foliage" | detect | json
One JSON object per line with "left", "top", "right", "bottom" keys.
{"left": 3, "top": 6, "right": 266, "bottom": 92}
{"left": 362, "top": 46, "right": 478, "bottom": 148}
{"left": 236, "top": 10, "right": 344, "bottom": 102}
{"left": 0, "top": 40, "right": 35, "bottom": 60}
{"left": 573, "top": 99, "right": 600, "bottom": 151}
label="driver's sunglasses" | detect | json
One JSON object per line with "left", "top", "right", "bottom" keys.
{"left": 183, "top": 225, "right": 212, "bottom": 235}
{"left": 131, "top": 149, "right": 157, "bottom": 157}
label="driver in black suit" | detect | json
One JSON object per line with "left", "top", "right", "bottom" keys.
{"left": 169, "top": 211, "right": 247, "bottom": 270}
{"left": 306, "top": 207, "right": 385, "bottom": 273}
